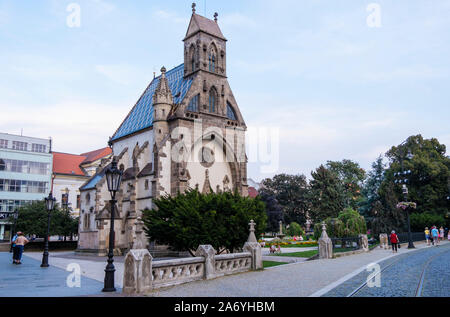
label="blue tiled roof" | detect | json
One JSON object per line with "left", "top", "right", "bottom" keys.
{"left": 112, "top": 64, "right": 193, "bottom": 141}
{"left": 80, "top": 174, "right": 103, "bottom": 191}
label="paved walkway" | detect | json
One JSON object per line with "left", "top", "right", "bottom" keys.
{"left": 2, "top": 241, "right": 444, "bottom": 297}
{"left": 147, "top": 241, "right": 439, "bottom": 297}
{"left": 0, "top": 251, "right": 105, "bottom": 297}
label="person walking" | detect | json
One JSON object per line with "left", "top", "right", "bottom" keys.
{"left": 424, "top": 227, "right": 430, "bottom": 246}
{"left": 13, "top": 232, "right": 28, "bottom": 264}
{"left": 439, "top": 227, "right": 445, "bottom": 242}
{"left": 431, "top": 226, "right": 439, "bottom": 246}
{"left": 390, "top": 230, "right": 399, "bottom": 253}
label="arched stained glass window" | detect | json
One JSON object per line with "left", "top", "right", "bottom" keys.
{"left": 209, "top": 87, "right": 217, "bottom": 113}
{"left": 187, "top": 94, "right": 199, "bottom": 112}
{"left": 227, "top": 102, "right": 237, "bottom": 121}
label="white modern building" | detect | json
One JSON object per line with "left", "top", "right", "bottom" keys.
{"left": 0, "top": 132, "right": 52, "bottom": 241}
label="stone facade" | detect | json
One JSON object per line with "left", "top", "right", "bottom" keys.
{"left": 77, "top": 9, "right": 248, "bottom": 256}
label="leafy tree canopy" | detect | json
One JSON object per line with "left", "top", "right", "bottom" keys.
{"left": 259, "top": 174, "right": 310, "bottom": 226}
{"left": 313, "top": 208, "right": 367, "bottom": 240}
{"left": 309, "top": 165, "right": 345, "bottom": 223}
{"left": 326, "top": 159, "right": 366, "bottom": 210}
{"left": 14, "top": 201, "right": 79, "bottom": 237}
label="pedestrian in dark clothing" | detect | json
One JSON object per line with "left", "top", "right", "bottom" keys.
{"left": 390, "top": 231, "right": 399, "bottom": 253}
{"left": 13, "top": 232, "right": 28, "bottom": 264}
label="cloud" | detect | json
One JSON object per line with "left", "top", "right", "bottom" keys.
{"left": 0, "top": 100, "right": 126, "bottom": 154}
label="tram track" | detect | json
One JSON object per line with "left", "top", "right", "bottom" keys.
{"left": 347, "top": 244, "right": 450, "bottom": 297}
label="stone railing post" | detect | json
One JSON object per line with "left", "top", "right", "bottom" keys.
{"left": 318, "top": 222, "right": 333, "bottom": 259}
{"left": 379, "top": 233, "right": 388, "bottom": 250}
{"left": 358, "top": 234, "right": 369, "bottom": 252}
{"left": 195, "top": 245, "right": 216, "bottom": 280}
{"left": 243, "top": 219, "right": 262, "bottom": 270}
{"left": 122, "top": 249, "right": 153, "bottom": 295}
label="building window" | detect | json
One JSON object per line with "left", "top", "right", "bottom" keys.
{"left": 209, "top": 52, "right": 216, "bottom": 72}
{"left": 0, "top": 200, "right": 32, "bottom": 212}
{"left": 209, "top": 87, "right": 217, "bottom": 113}
{"left": 187, "top": 94, "right": 199, "bottom": 112}
{"left": 76, "top": 195, "right": 81, "bottom": 209}
{"left": 12, "top": 141, "right": 27, "bottom": 151}
{"left": 227, "top": 102, "right": 237, "bottom": 121}
{"left": 145, "top": 179, "right": 149, "bottom": 190}
{"left": 0, "top": 179, "right": 48, "bottom": 193}
{"left": 0, "top": 159, "right": 49, "bottom": 175}
{"left": 31, "top": 143, "right": 46, "bottom": 153}
{"left": 0, "top": 139, "right": 8, "bottom": 149}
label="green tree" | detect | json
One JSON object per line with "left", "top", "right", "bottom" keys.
{"left": 371, "top": 182, "right": 407, "bottom": 234}
{"left": 287, "top": 222, "right": 304, "bottom": 237}
{"left": 313, "top": 208, "right": 366, "bottom": 240}
{"left": 386, "top": 135, "right": 450, "bottom": 217}
{"left": 309, "top": 165, "right": 345, "bottom": 223}
{"left": 142, "top": 190, "right": 267, "bottom": 256}
{"left": 259, "top": 192, "right": 283, "bottom": 234}
{"left": 15, "top": 201, "right": 78, "bottom": 238}
{"left": 326, "top": 159, "right": 366, "bottom": 210}
{"left": 259, "top": 174, "right": 310, "bottom": 226}
{"left": 410, "top": 213, "right": 446, "bottom": 231}
{"left": 359, "top": 155, "right": 386, "bottom": 224}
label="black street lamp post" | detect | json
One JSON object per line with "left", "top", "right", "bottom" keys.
{"left": 393, "top": 140, "right": 415, "bottom": 249}
{"left": 41, "top": 192, "right": 56, "bottom": 267}
{"left": 102, "top": 157, "right": 123, "bottom": 292}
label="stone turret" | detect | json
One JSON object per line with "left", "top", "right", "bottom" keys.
{"left": 153, "top": 66, "right": 173, "bottom": 145}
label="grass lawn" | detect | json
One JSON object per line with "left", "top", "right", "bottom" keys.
{"left": 263, "top": 261, "right": 289, "bottom": 268}
{"left": 263, "top": 243, "right": 318, "bottom": 248}
{"left": 268, "top": 250, "right": 318, "bottom": 258}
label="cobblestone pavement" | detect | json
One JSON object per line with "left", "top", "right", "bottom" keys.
{"left": 323, "top": 242, "right": 450, "bottom": 297}
{"left": 0, "top": 252, "right": 105, "bottom": 297}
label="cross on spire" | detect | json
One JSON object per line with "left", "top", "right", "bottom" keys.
{"left": 214, "top": 12, "right": 218, "bottom": 22}
{"left": 192, "top": 2, "right": 196, "bottom": 13}
{"left": 249, "top": 220, "right": 255, "bottom": 233}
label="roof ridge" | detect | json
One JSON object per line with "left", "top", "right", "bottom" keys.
{"left": 111, "top": 63, "right": 193, "bottom": 142}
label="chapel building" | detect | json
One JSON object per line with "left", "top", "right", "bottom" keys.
{"left": 77, "top": 6, "right": 248, "bottom": 255}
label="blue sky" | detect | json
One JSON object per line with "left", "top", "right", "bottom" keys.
{"left": 0, "top": 0, "right": 449, "bottom": 181}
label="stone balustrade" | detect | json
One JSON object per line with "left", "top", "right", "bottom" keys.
{"left": 123, "top": 219, "right": 263, "bottom": 295}
{"left": 214, "top": 252, "right": 252, "bottom": 277}
{"left": 152, "top": 257, "right": 205, "bottom": 289}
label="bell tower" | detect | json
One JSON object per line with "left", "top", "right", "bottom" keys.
{"left": 183, "top": 3, "right": 227, "bottom": 78}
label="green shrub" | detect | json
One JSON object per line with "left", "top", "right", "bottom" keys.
{"left": 313, "top": 208, "right": 366, "bottom": 239}
{"left": 143, "top": 189, "right": 267, "bottom": 256}
{"left": 287, "top": 222, "right": 304, "bottom": 236}
{"left": 410, "top": 212, "right": 445, "bottom": 231}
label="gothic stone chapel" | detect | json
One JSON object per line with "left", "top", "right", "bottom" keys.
{"left": 77, "top": 5, "right": 249, "bottom": 255}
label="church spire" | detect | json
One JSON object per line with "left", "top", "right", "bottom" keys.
{"left": 153, "top": 66, "right": 173, "bottom": 105}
